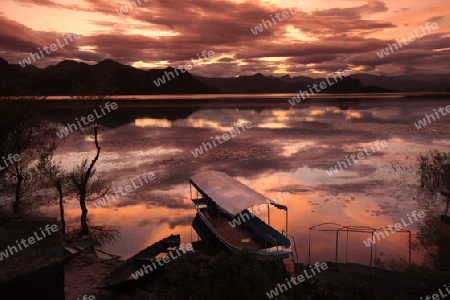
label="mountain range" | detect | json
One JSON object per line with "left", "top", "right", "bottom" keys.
{"left": 0, "top": 57, "right": 449, "bottom": 96}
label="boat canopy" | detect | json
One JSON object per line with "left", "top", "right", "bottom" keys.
{"left": 190, "top": 171, "right": 286, "bottom": 217}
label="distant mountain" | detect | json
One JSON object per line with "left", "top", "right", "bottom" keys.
{"left": 0, "top": 57, "right": 38, "bottom": 95}
{"left": 195, "top": 73, "right": 394, "bottom": 94}
{"left": 195, "top": 73, "right": 299, "bottom": 93}
{"left": 196, "top": 72, "right": 450, "bottom": 93}
{"left": 0, "top": 57, "right": 448, "bottom": 96}
{"left": 3, "top": 58, "right": 220, "bottom": 96}
{"left": 352, "top": 74, "right": 450, "bottom": 92}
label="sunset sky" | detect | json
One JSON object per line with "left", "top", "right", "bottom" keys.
{"left": 0, "top": 0, "right": 449, "bottom": 77}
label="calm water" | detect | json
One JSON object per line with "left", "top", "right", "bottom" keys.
{"left": 40, "top": 95, "right": 450, "bottom": 266}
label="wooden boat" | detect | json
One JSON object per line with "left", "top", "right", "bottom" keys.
{"left": 95, "top": 234, "right": 180, "bottom": 291}
{"left": 190, "top": 171, "right": 293, "bottom": 260}
{"left": 50, "top": 240, "right": 95, "bottom": 262}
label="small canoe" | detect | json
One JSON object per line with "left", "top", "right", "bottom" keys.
{"left": 95, "top": 234, "right": 180, "bottom": 291}
{"left": 50, "top": 240, "right": 95, "bottom": 262}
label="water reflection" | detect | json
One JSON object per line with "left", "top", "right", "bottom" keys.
{"left": 42, "top": 98, "right": 450, "bottom": 266}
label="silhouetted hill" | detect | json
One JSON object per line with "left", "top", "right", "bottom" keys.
{"left": 3, "top": 58, "right": 220, "bottom": 96}
{"left": 1, "top": 57, "right": 447, "bottom": 96}
{"left": 195, "top": 73, "right": 394, "bottom": 93}
{"left": 0, "top": 57, "right": 38, "bottom": 95}
{"left": 353, "top": 74, "right": 450, "bottom": 92}
{"left": 195, "top": 73, "right": 301, "bottom": 93}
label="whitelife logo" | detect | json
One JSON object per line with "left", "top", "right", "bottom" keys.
{"left": 250, "top": 0, "right": 312, "bottom": 35}
{"left": 116, "top": 0, "right": 149, "bottom": 16}
{"left": 76, "top": 296, "right": 95, "bottom": 300}
{"left": 93, "top": 172, "right": 156, "bottom": 208}
{"left": 288, "top": 69, "right": 350, "bottom": 106}
{"left": 56, "top": 102, "right": 118, "bottom": 139}
{"left": 326, "top": 140, "right": 388, "bottom": 176}
{"left": 0, "top": 153, "right": 20, "bottom": 171}
{"left": 0, "top": 224, "right": 58, "bottom": 261}
{"left": 131, "top": 243, "right": 193, "bottom": 280}
{"left": 153, "top": 50, "right": 215, "bottom": 87}
{"left": 414, "top": 105, "right": 450, "bottom": 129}
{"left": 376, "top": 22, "right": 439, "bottom": 59}
{"left": 363, "top": 210, "right": 425, "bottom": 247}
{"left": 228, "top": 192, "right": 290, "bottom": 228}
{"left": 266, "top": 262, "right": 328, "bottom": 298}
{"left": 18, "top": 33, "right": 80, "bottom": 68}
{"left": 421, "top": 283, "right": 450, "bottom": 300}
{"left": 190, "top": 122, "right": 253, "bottom": 158}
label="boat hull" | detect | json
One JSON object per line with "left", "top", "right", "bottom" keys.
{"left": 194, "top": 209, "right": 291, "bottom": 260}
{"left": 95, "top": 234, "right": 180, "bottom": 291}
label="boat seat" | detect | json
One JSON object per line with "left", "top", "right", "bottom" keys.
{"left": 241, "top": 210, "right": 290, "bottom": 248}
{"left": 242, "top": 210, "right": 291, "bottom": 248}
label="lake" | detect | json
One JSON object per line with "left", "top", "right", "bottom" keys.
{"left": 39, "top": 94, "right": 450, "bottom": 267}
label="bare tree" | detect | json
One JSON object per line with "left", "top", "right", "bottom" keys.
{"left": 37, "top": 149, "right": 69, "bottom": 234}
{"left": 0, "top": 96, "right": 50, "bottom": 214}
{"left": 36, "top": 96, "right": 112, "bottom": 236}
{"left": 68, "top": 73, "right": 115, "bottom": 235}
{"left": 70, "top": 151, "right": 112, "bottom": 235}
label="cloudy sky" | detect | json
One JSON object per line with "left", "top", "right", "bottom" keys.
{"left": 0, "top": 0, "right": 449, "bottom": 77}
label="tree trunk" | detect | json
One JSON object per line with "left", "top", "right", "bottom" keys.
{"left": 78, "top": 124, "right": 100, "bottom": 236}
{"left": 13, "top": 175, "right": 23, "bottom": 214}
{"left": 79, "top": 188, "right": 89, "bottom": 235}
{"left": 57, "top": 185, "right": 65, "bottom": 235}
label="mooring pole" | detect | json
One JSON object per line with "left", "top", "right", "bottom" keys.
{"left": 346, "top": 229, "right": 349, "bottom": 264}
{"left": 370, "top": 232, "right": 374, "bottom": 268}
{"left": 308, "top": 228, "right": 312, "bottom": 265}
{"left": 409, "top": 231, "right": 412, "bottom": 268}
{"left": 286, "top": 208, "right": 288, "bottom": 234}
{"left": 335, "top": 231, "right": 339, "bottom": 264}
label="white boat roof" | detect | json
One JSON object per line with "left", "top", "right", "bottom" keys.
{"left": 190, "top": 171, "right": 285, "bottom": 216}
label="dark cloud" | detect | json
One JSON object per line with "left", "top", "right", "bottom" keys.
{"left": 311, "top": 0, "right": 388, "bottom": 19}
{"left": 426, "top": 16, "right": 445, "bottom": 23}
{"left": 0, "top": 0, "right": 448, "bottom": 76}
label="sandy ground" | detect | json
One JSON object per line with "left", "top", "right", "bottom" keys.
{"left": 64, "top": 251, "right": 119, "bottom": 299}
{"left": 64, "top": 248, "right": 217, "bottom": 300}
